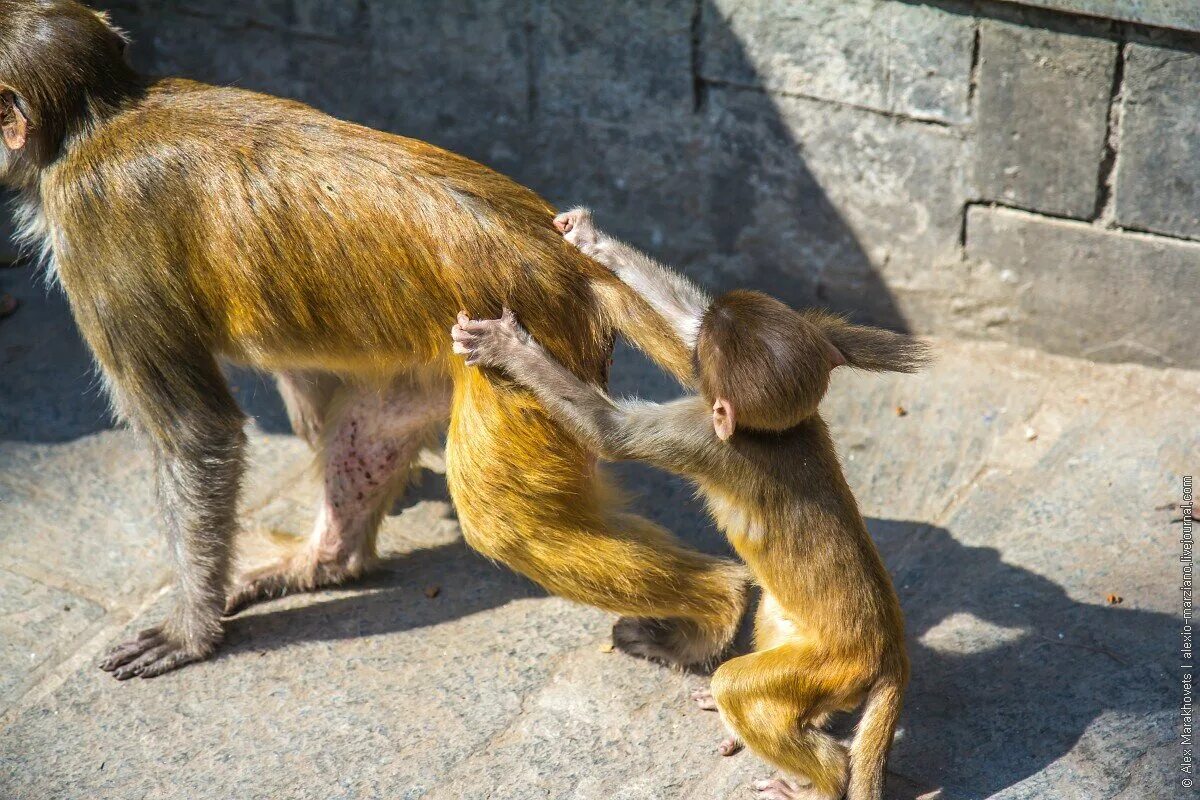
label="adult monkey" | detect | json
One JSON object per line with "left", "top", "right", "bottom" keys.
{"left": 0, "top": 1, "right": 746, "bottom": 678}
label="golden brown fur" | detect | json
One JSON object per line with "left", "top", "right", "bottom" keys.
{"left": 1, "top": 1, "right": 744, "bottom": 678}
{"left": 453, "top": 209, "right": 930, "bottom": 799}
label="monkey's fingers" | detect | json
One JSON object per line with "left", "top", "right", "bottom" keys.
{"left": 136, "top": 647, "right": 204, "bottom": 679}
{"left": 457, "top": 310, "right": 471, "bottom": 326}
{"left": 451, "top": 329, "right": 479, "bottom": 352}
{"left": 111, "top": 643, "right": 172, "bottom": 680}
{"left": 751, "top": 778, "right": 804, "bottom": 800}
{"left": 691, "top": 688, "right": 719, "bottom": 711}
{"left": 99, "top": 628, "right": 164, "bottom": 671}
{"left": 101, "top": 625, "right": 207, "bottom": 679}
{"left": 717, "top": 736, "right": 743, "bottom": 757}
{"left": 553, "top": 213, "right": 573, "bottom": 234}
{"left": 457, "top": 318, "right": 502, "bottom": 333}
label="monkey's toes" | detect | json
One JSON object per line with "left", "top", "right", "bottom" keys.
{"left": 612, "top": 616, "right": 674, "bottom": 664}
{"left": 223, "top": 574, "right": 290, "bottom": 615}
{"left": 691, "top": 688, "right": 719, "bottom": 711}
{"left": 553, "top": 212, "right": 573, "bottom": 233}
{"left": 613, "top": 616, "right": 724, "bottom": 667}
{"left": 752, "top": 778, "right": 810, "bottom": 800}
{"left": 718, "top": 736, "right": 743, "bottom": 757}
{"left": 99, "top": 626, "right": 204, "bottom": 679}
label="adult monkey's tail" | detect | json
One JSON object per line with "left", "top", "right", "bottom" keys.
{"left": 848, "top": 677, "right": 906, "bottom": 799}
{"left": 588, "top": 267, "right": 696, "bottom": 387}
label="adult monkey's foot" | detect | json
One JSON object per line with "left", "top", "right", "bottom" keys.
{"left": 223, "top": 531, "right": 367, "bottom": 615}
{"left": 612, "top": 616, "right": 734, "bottom": 668}
{"left": 100, "top": 609, "right": 220, "bottom": 680}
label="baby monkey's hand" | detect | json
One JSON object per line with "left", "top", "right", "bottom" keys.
{"left": 451, "top": 309, "right": 533, "bottom": 369}
{"left": 553, "top": 207, "right": 599, "bottom": 255}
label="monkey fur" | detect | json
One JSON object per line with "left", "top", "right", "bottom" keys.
{"left": 453, "top": 208, "right": 929, "bottom": 800}
{"left": 0, "top": 1, "right": 744, "bottom": 678}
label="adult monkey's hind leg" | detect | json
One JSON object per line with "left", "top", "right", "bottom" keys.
{"left": 448, "top": 376, "right": 746, "bottom": 666}
{"left": 276, "top": 370, "right": 343, "bottom": 448}
{"left": 226, "top": 376, "right": 450, "bottom": 613}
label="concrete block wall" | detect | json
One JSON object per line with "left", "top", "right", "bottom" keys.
{"left": 3, "top": 0, "right": 1198, "bottom": 369}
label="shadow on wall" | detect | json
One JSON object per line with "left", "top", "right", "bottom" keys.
{"left": 113, "top": 0, "right": 903, "bottom": 320}
{"left": 0, "top": 6, "right": 1173, "bottom": 796}
{"left": 1, "top": 1, "right": 903, "bottom": 440}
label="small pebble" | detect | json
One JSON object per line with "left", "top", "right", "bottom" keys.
{"left": 895, "top": 405, "right": 908, "bottom": 417}
{"left": 1024, "top": 426, "right": 1038, "bottom": 441}
{"left": 1106, "top": 594, "right": 1123, "bottom": 605}
{"left": 424, "top": 585, "right": 440, "bottom": 599}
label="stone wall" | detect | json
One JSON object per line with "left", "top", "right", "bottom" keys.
{"left": 3, "top": 0, "right": 1198, "bottom": 368}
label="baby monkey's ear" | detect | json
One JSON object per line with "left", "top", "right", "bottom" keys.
{"left": 712, "top": 397, "right": 736, "bottom": 441}
{"left": 825, "top": 340, "right": 846, "bottom": 368}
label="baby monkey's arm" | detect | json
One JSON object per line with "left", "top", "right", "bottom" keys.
{"left": 555, "top": 208, "right": 710, "bottom": 350}
{"left": 452, "top": 311, "right": 713, "bottom": 474}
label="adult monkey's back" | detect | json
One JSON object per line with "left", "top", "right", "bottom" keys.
{"left": 0, "top": 1, "right": 746, "bottom": 678}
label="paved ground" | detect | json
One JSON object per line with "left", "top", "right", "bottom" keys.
{"left": 0, "top": 262, "right": 1192, "bottom": 799}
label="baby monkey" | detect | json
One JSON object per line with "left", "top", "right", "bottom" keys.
{"left": 452, "top": 209, "right": 928, "bottom": 800}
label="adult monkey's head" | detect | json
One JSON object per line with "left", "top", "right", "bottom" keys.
{"left": 0, "top": 0, "right": 136, "bottom": 185}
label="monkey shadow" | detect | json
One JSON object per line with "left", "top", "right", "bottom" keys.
{"left": 856, "top": 519, "right": 1174, "bottom": 798}
{"left": 216, "top": 535, "right": 550, "bottom": 665}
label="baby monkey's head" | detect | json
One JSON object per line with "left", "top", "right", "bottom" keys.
{"left": 696, "top": 290, "right": 844, "bottom": 440}
{"left": 696, "top": 291, "right": 932, "bottom": 440}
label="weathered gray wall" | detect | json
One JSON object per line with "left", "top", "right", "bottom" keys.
{"left": 3, "top": 0, "right": 1198, "bottom": 368}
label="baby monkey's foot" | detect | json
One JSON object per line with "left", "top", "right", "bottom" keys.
{"left": 691, "top": 687, "right": 719, "bottom": 711}
{"left": 752, "top": 777, "right": 822, "bottom": 800}
{"left": 552, "top": 207, "right": 598, "bottom": 252}
{"left": 718, "top": 736, "right": 744, "bottom": 756}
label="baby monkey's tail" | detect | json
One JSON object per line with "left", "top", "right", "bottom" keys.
{"left": 805, "top": 310, "right": 933, "bottom": 374}
{"left": 847, "top": 677, "right": 905, "bottom": 800}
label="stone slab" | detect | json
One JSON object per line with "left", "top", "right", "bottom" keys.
{"left": 699, "top": 85, "right": 968, "bottom": 329}
{"left": 362, "top": 0, "right": 530, "bottom": 176}
{"left": 0, "top": 567, "right": 105, "bottom": 713}
{"left": 994, "top": 0, "right": 1200, "bottom": 35}
{"left": 171, "top": 1, "right": 293, "bottom": 30}
{"left": 532, "top": 0, "right": 695, "bottom": 123}
{"left": 1114, "top": 43, "right": 1200, "bottom": 239}
{"left": 965, "top": 204, "right": 1200, "bottom": 367}
{"left": 703, "top": 0, "right": 976, "bottom": 124}
{"left": 2, "top": 333, "right": 1194, "bottom": 798}
{"left": 972, "top": 20, "right": 1116, "bottom": 218}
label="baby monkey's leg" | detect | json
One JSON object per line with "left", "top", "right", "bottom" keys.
{"left": 692, "top": 689, "right": 744, "bottom": 755}
{"left": 276, "top": 370, "right": 343, "bottom": 448}
{"left": 710, "top": 641, "right": 857, "bottom": 800}
{"left": 226, "top": 378, "right": 450, "bottom": 612}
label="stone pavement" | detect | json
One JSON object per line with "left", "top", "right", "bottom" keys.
{"left": 0, "top": 263, "right": 1192, "bottom": 799}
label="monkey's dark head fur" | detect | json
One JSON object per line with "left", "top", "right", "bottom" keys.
{"left": 696, "top": 290, "right": 932, "bottom": 433}
{"left": 696, "top": 290, "right": 836, "bottom": 432}
{"left": 0, "top": 0, "right": 137, "bottom": 178}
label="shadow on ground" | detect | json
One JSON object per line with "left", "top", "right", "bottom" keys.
{"left": 0, "top": 6, "right": 1169, "bottom": 795}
